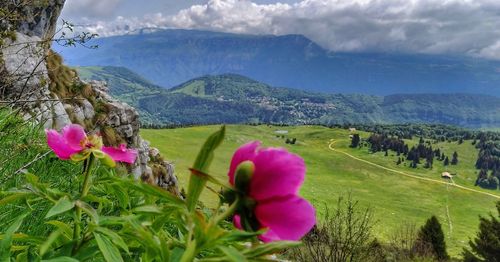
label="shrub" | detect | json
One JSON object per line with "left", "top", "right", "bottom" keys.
{"left": 463, "top": 202, "right": 500, "bottom": 262}
{"left": 286, "top": 195, "right": 379, "bottom": 262}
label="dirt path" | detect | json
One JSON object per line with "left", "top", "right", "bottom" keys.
{"left": 328, "top": 139, "right": 500, "bottom": 200}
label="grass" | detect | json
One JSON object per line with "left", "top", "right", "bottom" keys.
{"left": 141, "top": 125, "right": 500, "bottom": 258}
{"left": 0, "top": 110, "right": 81, "bottom": 236}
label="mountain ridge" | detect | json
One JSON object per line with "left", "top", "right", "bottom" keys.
{"left": 75, "top": 66, "right": 500, "bottom": 128}
{"left": 56, "top": 29, "right": 500, "bottom": 96}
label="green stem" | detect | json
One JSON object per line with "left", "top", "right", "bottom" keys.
{"left": 210, "top": 196, "right": 240, "bottom": 227}
{"left": 72, "top": 155, "right": 95, "bottom": 255}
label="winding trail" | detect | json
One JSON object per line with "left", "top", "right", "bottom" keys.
{"left": 328, "top": 139, "right": 500, "bottom": 200}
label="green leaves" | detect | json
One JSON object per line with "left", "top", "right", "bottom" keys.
{"left": 187, "top": 126, "right": 226, "bottom": 211}
{"left": 0, "top": 213, "right": 27, "bottom": 261}
{"left": 45, "top": 197, "right": 75, "bottom": 219}
{"left": 94, "top": 232, "right": 124, "bottom": 262}
{"left": 219, "top": 246, "right": 247, "bottom": 262}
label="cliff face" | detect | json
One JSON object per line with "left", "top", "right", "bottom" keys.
{"left": 0, "top": 0, "right": 179, "bottom": 195}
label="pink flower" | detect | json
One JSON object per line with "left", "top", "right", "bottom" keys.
{"left": 45, "top": 124, "right": 137, "bottom": 166}
{"left": 228, "top": 141, "right": 316, "bottom": 242}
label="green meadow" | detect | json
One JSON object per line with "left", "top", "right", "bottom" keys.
{"left": 141, "top": 125, "right": 500, "bottom": 257}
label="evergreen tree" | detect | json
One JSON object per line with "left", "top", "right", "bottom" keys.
{"left": 350, "top": 134, "right": 360, "bottom": 148}
{"left": 463, "top": 202, "right": 500, "bottom": 262}
{"left": 451, "top": 151, "right": 458, "bottom": 165}
{"left": 444, "top": 157, "right": 449, "bottom": 166}
{"left": 415, "top": 216, "right": 449, "bottom": 260}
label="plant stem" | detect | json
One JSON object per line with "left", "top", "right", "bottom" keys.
{"left": 72, "top": 155, "right": 95, "bottom": 255}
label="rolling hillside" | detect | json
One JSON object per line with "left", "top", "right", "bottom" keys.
{"left": 140, "top": 125, "right": 500, "bottom": 257}
{"left": 55, "top": 29, "right": 500, "bottom": 96}
{"left": 76, "top": 67, "right": 500, "bottom": 128}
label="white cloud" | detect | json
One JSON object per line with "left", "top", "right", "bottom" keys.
{"left": 62, "top": 0, "right": 122, "bottom": 18}
{"left": 69, "top": 0, "right": 500, "bottom": 60}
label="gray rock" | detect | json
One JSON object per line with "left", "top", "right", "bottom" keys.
{"left": 0, "top": 0, "right": 179, "bottom": 195}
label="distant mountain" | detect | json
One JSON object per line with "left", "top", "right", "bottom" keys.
{"left": 56, "top": 29, "right": 500, "bottom": 96}
{"left": 77, "top": 66, "right": 500, "bottom": 128}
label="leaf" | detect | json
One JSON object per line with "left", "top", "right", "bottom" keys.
{"left": 94, "top": 232, "right": 124, "bottom": 262}
{"left": 179, "top": 239, "right": 197, "bottom": 262}
{"left": 219, "top": 229, "right": 265, "bottom": 243}
{"left": 39, "top": 229, "right": 62, "bottom": 256}
{"left": 75, "top": 201, "right": 99, "bottom": 224}
{"left": 94, "top": 227, "right": 129, "bottom": 254}
{"left": 45, "top": 221, "right": 72, "bottom": 240}
{"left": 110, "top": 184, "right": 129, "bottom": 209}
{"left": 98, "top": 153, "right": 116, "bottom": 168}
{"left": 242, "top": 241, "right": 300, "bottom": 258}
{"left": 45, "top": 197, "right": 75, "bottom": 219}
{"left": 187, "top": 126, "right": 226, "bottom": 211}
{"left": 219, "top": 246, "right": 247, "bottom": 262}
{"left": 41, "top": 257, "right": 79, "bottom": 262}
{"left": 123, "top": 179, "right": 184, "bottom": 207}
{"left": 0, "top": 213, "right": 27, "bottom": 261}
{"left": 70, "top": 151, "right": 90, "bottom": 162}
{"left": 192, "top": 125, "right": 226, "bottom": 173}
{"left": 0, "top": 192, "right": 32, "bottom": 206}
{"left": 132, "top": 205, "right": 162, "bottom": 214}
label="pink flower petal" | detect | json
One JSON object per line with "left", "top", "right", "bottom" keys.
{"left": 233, "top": 215, "right": 242, "bottom": 230}
{"left": 255, "top": 195, "right": 316, "bottom": 242}
{"left": 102, "top": 144, "right": 137, "bottom": 164}
{"left": 61, "top": 124, "right": 86, "bottom": 151}
{"left": 45, "top": 129, "right": 82, "bottom": 160}
{"left": 249, "top": 148, "right": 305, "bottom": 200}
{"left": 228, "top": 141, "right": 260, "bottom": 185}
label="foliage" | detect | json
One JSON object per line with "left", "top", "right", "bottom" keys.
{"left": 0, "top": 111, "right": 300, "bottom": 261}
{"left": 76, "top": 69, "right": 500, "bottom": 128}
{"left": 463, "top": 202, "right": 500, "bottom": 262}
{"left": 415, "top": 216, "right": 449, "bottom": 260}
{"left": 286, "top": 195, "right": 377, "bottom": 262}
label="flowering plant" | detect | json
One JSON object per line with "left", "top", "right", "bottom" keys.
{"left": 46, "top": 124, "right": 137, "bottom": 166}
{"left": 0, "top": 124, "right": 315, "bottom": 261}
{"left": 225, "top": 141, "right": 316, "bottom": 242}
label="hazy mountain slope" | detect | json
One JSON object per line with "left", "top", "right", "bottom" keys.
{"left": 56, "top": 29, "right": 500, "bottom": 96}
{"left": 76, "top": 66, "right": 162, "bottom": 107}
{"left": 76, "top": 67, "right": 500, "bottom": 127}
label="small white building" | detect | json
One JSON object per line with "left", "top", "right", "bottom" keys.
{"left": 441, "top": 172, "right": 453, "bottom": 179}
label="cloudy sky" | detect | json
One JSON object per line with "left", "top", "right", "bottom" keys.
{"left": 60, "top": 0, "right": 500, "bottom": 60}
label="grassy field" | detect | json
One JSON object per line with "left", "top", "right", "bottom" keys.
{"left": 141, "top": 125, "right": 500, "bottom": 257}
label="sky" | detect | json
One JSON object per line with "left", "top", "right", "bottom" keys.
{"left": 60, "top": 0, "right": 500, "bottom": 60}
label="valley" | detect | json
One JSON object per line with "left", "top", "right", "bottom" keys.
{"left": 77, "top": 66, "right": 500, "bottom": 128}
{"left": 141, "top": 125, "right": 500, "bottom": 257}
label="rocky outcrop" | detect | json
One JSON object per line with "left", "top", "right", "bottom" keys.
{"left": 0, "top": 0, "right": 179, "bottom": 195}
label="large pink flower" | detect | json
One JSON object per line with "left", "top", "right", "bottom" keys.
{"left": 45, "top": 124, "right": 137, "bottom": 165}
{"left": 228, "top": 141, "right": 316, "bottom": 242}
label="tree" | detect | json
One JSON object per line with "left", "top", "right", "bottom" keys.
{"left": 415, "top": 216, "right": 449, "bottom": 260}
{"left": 463, "top": 202, "right": 500, "bottom": 262}
{"left": 451, "top": 151, "right": 458, "bottom": 165}
{"left": 350, "top": 134, "right": 360, "bottom": 148}
{"left": 444, "top": 157, "right": 449, "bottom": 166}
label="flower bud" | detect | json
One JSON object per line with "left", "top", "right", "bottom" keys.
{"left": 235, "top": 160, "right": 255, "bottom": 193}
